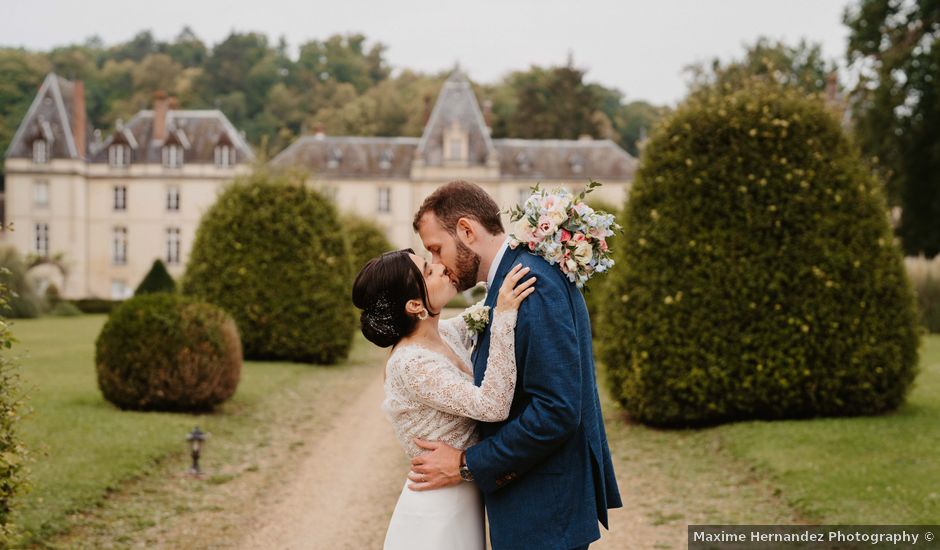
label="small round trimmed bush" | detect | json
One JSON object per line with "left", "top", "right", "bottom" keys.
{"left": 182, "top": 171, "right": 355, "bottom": 364}
{"left": 95, "top": 293, "right": 242, "bottom": 411}
{"left": 600, "top": 80, "right": 921, "bottom": 426}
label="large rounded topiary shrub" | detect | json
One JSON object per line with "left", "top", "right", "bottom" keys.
{"left": 182, "top": 172, "right": 355, "bottom": 364}
{"left": 345, "top": 215, "right": 393, "bottom": 276}
{"left": 600, "top": 80, "right": 921, "bottom": 426}
{"left": 95, "top": 293, "right": 242, "bottom": 411}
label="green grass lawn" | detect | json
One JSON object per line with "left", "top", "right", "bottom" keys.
{"left": 714, "top": 334, "right": 940, "bottom": 523}
{"left": 6, "top": 314, "right": 378, "bottom": 546}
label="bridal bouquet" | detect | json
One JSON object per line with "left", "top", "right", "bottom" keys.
{"left": 507, "top": 181, "right": 620, "bottom": 289}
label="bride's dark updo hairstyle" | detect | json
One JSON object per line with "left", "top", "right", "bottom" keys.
{"left": 352, "top": 248, "right": 440, "bottom": 348}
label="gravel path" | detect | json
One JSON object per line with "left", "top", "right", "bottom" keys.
{"left": 234, "top": 367, "right": 408, "bottom": 550}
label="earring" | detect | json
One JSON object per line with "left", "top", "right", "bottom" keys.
{"left": 418, "top": 310, "right": 429, "bottom": 320}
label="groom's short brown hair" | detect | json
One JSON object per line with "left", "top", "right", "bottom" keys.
{"left": 413, "top": 180, "right": 504, "bottom": 236}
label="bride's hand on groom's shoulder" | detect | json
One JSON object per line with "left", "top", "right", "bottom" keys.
{"left": 495, "top": 264, "right": 536, "bottom": 314}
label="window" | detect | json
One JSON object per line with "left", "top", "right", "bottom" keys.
{"left": 33, "top": 140, "right": 48, "bottom": 164}
{"left": 34, "top": 180, "right": 50, "bottom": 208}
{"left": 34, "top": 223, "right": 49, "bottom": 257}
{"left": 378, "top": 187, "right": 391, "bottom": 213}
{"left": 113, "top": 185, "right": 127, "bottom": 211}
{"left": 447, "top": 138, "right": 463, "bottom": 161}
{"left": 166, "top": 186, "right": 180, "bottom": 211}
{"left": 214, "top": 145, "right": 235, "bottom": 168}
{"left": 111, "top": 280, "right": 131, "bottom": 300}
{"left": 166, "top": 227, "right": 181, "bottom": 265}
{"left": 163, "top": 144, "right": 183, "bottom": 168}
{"left": 327, "top": 147, "right": 343, "bottom": 170}
{"left": 109, "top": 144, "right": 130, "bottom": 167}
{"left": 112, "top": 226, "right": 127, "bottom": 265}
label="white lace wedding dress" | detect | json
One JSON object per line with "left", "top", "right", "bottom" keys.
{"left": 381, "top": 307, "right": 518, "bottom": 550}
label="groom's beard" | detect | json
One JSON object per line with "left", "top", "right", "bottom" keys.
{"left": 454, "top": 239, "right": 481, "bottom": 292}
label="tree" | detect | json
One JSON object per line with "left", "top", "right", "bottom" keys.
{"left": 845, "top": 0, "right": 940, "bottom": 257}
{"left": 504, "top": 65, "right": 602, "bottom": 140}
{"left": 685, "top": 37, "right": 835, "bottom": 95}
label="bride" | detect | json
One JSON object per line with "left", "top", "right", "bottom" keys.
{"left": 352, "top": 248, "right": 535, "bottom": 550}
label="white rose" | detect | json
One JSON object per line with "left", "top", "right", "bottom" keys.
{"left": 573, "top": 241, "right": 593, "bottom": 264}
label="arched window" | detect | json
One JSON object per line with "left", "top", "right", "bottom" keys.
{"left": 163, "top": 144, "right": 183, "bottom": 168}
{"left": 109, "top": 144, "right": 130, "bottom": 167}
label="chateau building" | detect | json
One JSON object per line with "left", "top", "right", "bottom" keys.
{"left": 4, "top": 70, "right": 635, "bottom": 300}
{"left": 3, "top": 73, "right": 254, "bottom": 299}
{"left": 271, "top": 70, "right": 637, "bottom": 252}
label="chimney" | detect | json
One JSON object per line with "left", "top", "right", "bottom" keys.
{"left": 313, "top": 122, "right": 326, "bottom": 139}
{"left": 72, "top": 80, "right": 86, "bottom": 159}
{"left": 153, "top": 91, "right": 169, "bottom": 141}
{"left": 482, "top": 99, "right": 493, "bottom": 133}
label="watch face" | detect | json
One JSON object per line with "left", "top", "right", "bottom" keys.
{"left": 460, "top": 467, "right": 473, "bottom": 482}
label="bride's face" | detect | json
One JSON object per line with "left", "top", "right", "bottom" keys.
{"left": 409, "top": 253, "right": 457, "bottom": 313}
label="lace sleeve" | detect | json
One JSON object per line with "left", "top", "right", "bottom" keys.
{"left": 393, "top": 310, "right": 518, "bottom": 422}
{"left": 438, "top": 307, "right": 475, "bottom": 351}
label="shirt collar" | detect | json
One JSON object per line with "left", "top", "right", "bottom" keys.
{"left": 486, "top": 237, "right": 511, "bottom": 289}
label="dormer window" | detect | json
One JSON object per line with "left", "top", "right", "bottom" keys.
{"left": 33, "top": 140, "right": 48, "bottom": 164}
{"left": 109, "top": 144, "right": 130, "bottom": 167}
{"left": 443, "top": 121, "right": 468, "bottom": 162}
{"left": 163, "top": 144, "right": 183, "bottom": 168}
{"left": 379, "top": 149, "right": 394, "bottom": 171}
{"left": 569, "top": 154, "right": 584, "bottom": 175}
{"left": 214, "top": 145, "right": 235, "bottom": 168}
{"left": 515, "top": 152, "right": 531, "bottom": 173}
{"left": 327, "top": 147, "right": 343, "bottom": 169}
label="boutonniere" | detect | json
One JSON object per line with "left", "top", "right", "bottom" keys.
{"left": 463, "top": 300, "right": 491, "bottom": 334}
{"left": 506, "top": 181, "right": 621, "bottom": 289}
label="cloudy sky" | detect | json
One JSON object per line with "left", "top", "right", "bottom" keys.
{"left": 1, "top": 0, "right": 852, "bottom": 104}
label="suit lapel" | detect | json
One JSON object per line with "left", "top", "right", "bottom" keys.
{"left": 471, "top": 246, "right": 523, "bottom": 382}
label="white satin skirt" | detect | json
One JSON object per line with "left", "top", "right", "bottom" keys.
{"left": 384, "top": 477, "right": 486, "bottom": 550}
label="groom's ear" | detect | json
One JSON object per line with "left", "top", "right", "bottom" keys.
{"left": 455, "top": 217, "right": 476, "bottom": 245}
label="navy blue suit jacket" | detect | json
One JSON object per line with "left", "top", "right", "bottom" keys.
{"left": 464, "top": 245, "right": 622, "bottom": 550}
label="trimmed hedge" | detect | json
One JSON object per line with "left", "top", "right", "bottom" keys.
{"left": 71, "top": 298, "right": 121, "bottom": 314}
{"left": 600, "top": 80, "right": 921, "bottom": 426}
{"left": 0, "top": 278, "right": 29, "bottom": 545}
{"left": 182, "top": 172, "right": 356, "bottom": 364}
{"left": 345, "top": 215, "right": 393, "bottom": 277}
{"left": 95, "top": 293, "right": 242, "bottom": 411}
{"left": 135, "top": 259, "right": 176, "bottom": 295}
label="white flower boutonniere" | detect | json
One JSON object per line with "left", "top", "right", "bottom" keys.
{"left": 463, "top": 301, "right": 491, "bottom": 334}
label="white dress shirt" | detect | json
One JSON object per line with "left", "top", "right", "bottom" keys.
{"left": 486, "top": 237, "right": 511, "bottom": 290}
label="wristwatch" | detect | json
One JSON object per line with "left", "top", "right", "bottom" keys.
{"left": 459, "top": 451, "right": 474, "bottom": 482}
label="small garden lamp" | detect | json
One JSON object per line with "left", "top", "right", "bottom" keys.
{"left": 186, "top": 426, "right": 208, "bottom": 476}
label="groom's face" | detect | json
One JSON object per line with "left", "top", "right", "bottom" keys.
{"left": 416, "top": 212, "right": 480, "bottom": 292}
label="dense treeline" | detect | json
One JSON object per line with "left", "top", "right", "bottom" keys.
{"left": 0, "top": 28, "right": 665, "bottom": 169}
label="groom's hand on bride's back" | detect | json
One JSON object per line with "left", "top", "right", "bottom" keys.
{"left": 407, "top": 439, "right": 462, "bottom": 491}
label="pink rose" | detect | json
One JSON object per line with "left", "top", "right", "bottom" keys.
{"left": 599, "top": 239, "right": 609, "bottom": 252}
{"left": 528, "top": 241, "right": 537, "bottom": 251}
{"left": 571, "top": 232, "right": 586, "bottom": 244}
{"left": 535, "top": 215, "right": 556, "bottom": 238}
{"left": 560, "top": 229, "right": 572, "bottom": 243}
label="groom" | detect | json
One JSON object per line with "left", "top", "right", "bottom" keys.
{"left": 409, "top": 180, "right": 622, "bottom": 549}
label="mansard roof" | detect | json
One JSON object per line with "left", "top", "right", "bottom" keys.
{"left": 415, "top": 70, "right": 496, "bottom": 166}
{"left": 88, "top": 110, "right": 254, "bottom": 164}
{"left": 5, "top": 73, "right": 91, "bottom": 160}
{"left": 271, "top": 136, "right": 418, "bottom": 178}
{"left": 493, "top": 139, "right": 636, "bottom": 181}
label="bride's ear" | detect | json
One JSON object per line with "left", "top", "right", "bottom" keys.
{"left": 404, "top": 299, "right": 425, "bottom": 317}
